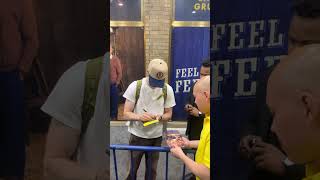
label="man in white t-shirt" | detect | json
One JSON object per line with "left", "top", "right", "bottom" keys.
{"left": 41, "top": 54, "right": 109, "bottom": 180}
{"left": 123, "top": 59, "right": 176, "bottom": 180}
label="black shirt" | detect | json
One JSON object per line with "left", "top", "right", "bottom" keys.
{"left": 185, "top": 83, "right": 205, "bottom": 140}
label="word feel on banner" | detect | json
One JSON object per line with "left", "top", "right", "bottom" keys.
{"left": 212, "top": 18, "right": 286, "bottom": 99}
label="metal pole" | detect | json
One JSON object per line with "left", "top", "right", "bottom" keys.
{"left": 130, "top": 151, "right": 135, "bottom": 180}
{"left": 112, "top": 149, "right": 119, "bottom": 180}
{"left": 182, "top": 164, "right": 186, "bottom": 180}
{"left": 110, "top": 145, "right": 192, "bottom": 180}
{"left": 147, "top": 152, "right": 152, "bottom": 180}
{"left": 165, "top": 152, "right": 169, "bottom": 180}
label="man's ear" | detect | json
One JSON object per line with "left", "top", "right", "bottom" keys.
{"left": 300, "top": 91, "right": 320, "bottom": 127}
{"left": 204, "top": 91, "right": 210, "bottom": 102}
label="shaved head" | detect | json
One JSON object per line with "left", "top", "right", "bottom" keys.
{"left": 193, "top": 76, "right": 211, "bottom": 115}
{"left": 270, "top": 44, "right": 320, "bottom": 93}
{"left": 268, "top": 44, "right": 320, "bottom": 164}
{"left": 194, "top": 75, "right": 210, "bottom": 92}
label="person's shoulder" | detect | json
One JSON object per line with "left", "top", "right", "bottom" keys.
{"left": 55, "top": 61, "right": 87, "bottom": 88}
{"left": 165, "top": 83, "right": 174, "bottom": 92}
{"left": 164, "top": 83, "right": 176, "bottom": 102}
{"left": 126, "top": 79, "right": 139, "bottom": 92}
{"left": 129, "top": 79, "right": 139, "bottom": 86}
{"left": 123, "top": 79, "right": 140, "bottom": 100}
{"left": 65, "top": 61, "right": 87, "bottom": 75}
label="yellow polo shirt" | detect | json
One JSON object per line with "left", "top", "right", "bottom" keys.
{"left": 195, "top": 115, "right": 210, "bottom": 180}
{"left": 303, "top": 165, "right": 320, "bottom": 180}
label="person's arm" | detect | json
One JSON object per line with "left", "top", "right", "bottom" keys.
{"left": 170, "top": 146, "right": 210, "bottom": 180}
{"left": 180, "top": 137, "right": 200, "bottom": 149}
{"left": 170, "top": 130, "right": 210, "bottom": 179}
{"left": 115, "top": 57, "right": 122, "bottom": 85}
{"left": 19, "top": 0, "right": 39, "bottom": 74}
{"left": 162, "top": 85, "right": 176, "bottom": 121}
{"left": 123, "top": 100, "right": 140, "bottom": 121}
{"left": 44, "top": 119, "right": 108, "bottom": 180}
{"left": 158, "top": 108, "right": 172, "bottom": 122}
{"left": 185, "top": 83, "right": 195, "bottom": 107}
{"left": 180, "top": 154, "right": 210, "bottom": 180}
{"left": 123, "top": 99, "right": 154, "bottom": 122}
{"left": 188, "top": 140, "right": 200, "bottom": 149}
{"left": 41, "top": 62, "right": 109, "bottom": 180}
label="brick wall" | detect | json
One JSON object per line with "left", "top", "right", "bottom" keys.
{"left": 143, "top": 0, "right": 172, "bottom": 78}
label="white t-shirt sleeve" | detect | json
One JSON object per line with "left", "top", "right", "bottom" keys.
{"left": 41, "top": 61, "right": 86, "bottom": 130}
{"left": 164, "top": 84, "right": 176, "bottom": 108}
{"left": 123, "top": 81, "right": 137, "bottom": 103}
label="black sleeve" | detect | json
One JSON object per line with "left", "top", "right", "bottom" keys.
{"left": 186, "top": 83, "right": 196, "bottom": 106}
{"left": 284, "top": 164, "right": 305, "bottom": 180}
{"left": 185, "top": 83, "right": 195, "bottom": 136}
{"left": 240, "top": 66, "right": 275, "bottom": 138}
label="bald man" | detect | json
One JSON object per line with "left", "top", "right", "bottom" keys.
{"left": 240, "top": 1, "right": 320, "bottom": 179}
{"left": 267, "top": 44, "right": 320, "bottom": 180}
{"left": 169, "top": 76, "right": 210, "bottom": 180}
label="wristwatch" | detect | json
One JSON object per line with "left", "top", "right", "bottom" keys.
{"left": 198, "top": 111, "right": 203, "bottom": 117}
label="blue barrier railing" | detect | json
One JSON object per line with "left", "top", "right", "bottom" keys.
{"left": 110, "top": 144, "right": 196, "bottom": 180}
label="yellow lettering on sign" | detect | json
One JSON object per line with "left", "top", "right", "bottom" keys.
{"left": 193, "top": 2, "right": 210, "bottom": 11}
{"left": 194, "top": 3, "right": 200, "bottom": 10}
{"left": 202, "top": 3, "right": 206, "bottom": 10}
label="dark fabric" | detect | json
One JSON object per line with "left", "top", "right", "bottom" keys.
{"left": 242, "top": 66, "right": 305, "bottom": 180}
{"left": 126, "top": 134, "right": 162, "bottom": 180}
{"left": 185, "top": 173, "right": 196, "bottom": 180}
{"left": 0, "top": 0, "right": 38, "bottom": 73}
{"left": 185, "top": 83, "right": 204, "bottom": 140}
{"left": 110, "top": 83, "right": 119, "bottom": 119}
{"left": 0, "top": 70, "right": 26, "bottom": 177}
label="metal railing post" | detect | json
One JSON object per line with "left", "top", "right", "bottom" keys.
{"left": 112, "top": 149, "right": 119, "bottom": 180}
{"left": 147, "top": 152, "right": 152, "bottom": 180}
{"left": 130, "top": 151, "right": 134, "bottom": 180}
{"left": 182, "top": 164, "right": 186, "bottom": 180}
{"left": 165, "top": 152, "right": 169, "bottom": 180}
{"left": 109, "top": 145, "right": 196, "bottom": 180}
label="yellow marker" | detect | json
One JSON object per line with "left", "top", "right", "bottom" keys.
{"left": 142, "top": 109, "right": 159, "bottom": 126}
{"left": 143, "top": 120, "right": 159, "bottom": 127}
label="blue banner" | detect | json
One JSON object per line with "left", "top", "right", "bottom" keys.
{"left": 211, "top": 0, "right": 292, "bottom": 179}
{"left": 110, "top": 0, "right": 141, "bottom": 21}
{"left": 175, "top": 0, "right": 210, "bottom": 21}
{"left": 170, "top": 28, "right": 210, "bottom": 120}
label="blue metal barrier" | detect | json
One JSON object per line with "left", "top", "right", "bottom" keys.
{"left": 110, "top": 144, "right": 196, "bottom": 180}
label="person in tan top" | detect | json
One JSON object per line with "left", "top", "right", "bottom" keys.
{"left": 0, "top": 0, "right": 38, "bottom": 179}
{"left": 110, "top": 45, "right": 122, "bottom": 120}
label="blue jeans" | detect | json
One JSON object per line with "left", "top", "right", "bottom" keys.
{"left": 0, "top": 70, "right": 26, "bottom": 177}
{"left": 110, "top": 83, "right": 119, "bottom": 119}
